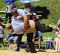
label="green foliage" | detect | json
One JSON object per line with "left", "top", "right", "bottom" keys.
{"left": 31, "top": 0, "right": 60, "bottom": 25}
{"left": 0, "top": 0, "right": 58, "bottom": 50}
{"left": 0, "top": 0, "right": 58, "bottom": 37}
{"left": 0, "top": 0, "right": 6, "bottom": 11}
{"left": 0, "top": 0, "right": 60, "bottom": 24}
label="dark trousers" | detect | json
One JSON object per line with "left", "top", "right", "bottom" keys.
{"left": 35, "top": 19, "right": 52, "bottom": 32}
{"left": 27, "top": 33, "right": 36, "bottom": 52}
{"left": 4, "top": 13, "right": 12, "bottom": 23}
{"left": 16, "top": 34, "right": 23, "bottom": 49}
{"left": 16, "top": 33, "right": 36, "bottom": 52}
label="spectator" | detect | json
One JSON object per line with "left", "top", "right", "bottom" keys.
{"left": 4, "top": 2, "right": 16, "bottom": 24}
{"left": 54, "top": 24, "right": 60, "bottom": 50}
{"left": 33, "top": 31, "right": 43, "bottom": 49}
{"left": 4, "top": 2, "right": 12, "bottom": 24}
{"left": 45, "top": 37, "right": 54, "bottom": 49}
{"left": 5, "top": 33, "right": 18, "bottom": 45}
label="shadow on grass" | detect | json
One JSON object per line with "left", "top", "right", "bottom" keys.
{"left": 35, "top": 6, "right": 50, "bottom": 20}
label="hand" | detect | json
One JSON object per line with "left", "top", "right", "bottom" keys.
{"left": 5, "top": 23, "right": 12, "bottom": 30}
{"left": 17, "top": 16, "right": 22, "bottom": 19}
{"left": 24, "top": 26, "right": 28, "bottom": 33}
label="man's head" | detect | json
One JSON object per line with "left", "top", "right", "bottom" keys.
{"left": 11, "top": 8, "right": 18, "bottom": 17}
{"left": 7, "top": 2, "right": 13, "bottom": 8}
{"left": 24, "top": 3, "right": 31, "bottom": 8}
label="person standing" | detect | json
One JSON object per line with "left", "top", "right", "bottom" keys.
{"left": 4, "top": 2, "right": 12, "bottom": 24}
{"left": 33, "top": 31, "right": 43, "bottom": 49}
{"left": 4, "top": 2, "right": 16, "bottom": 24}
{"left": 6, "top": 8, "right": 36, "bottom": 53}
{"left": 54, "top": 24, "right": 60, "bottom": 50}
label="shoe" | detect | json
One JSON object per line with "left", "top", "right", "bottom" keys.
{"left": 31, "top": 50, "right": 37, "bottom": 53}
{"left": 25, "top": 45, "right": 30, "bottom": 52}
{"left": 49, "top": 24, "right": 57, "bottom": 30}
{"left": 25, "top": 47, "right": 37, "bottom": 53}
{"left": 25, "top": 48, "right": 30, "bottom": 52}
{"left": 28, "top": 43, "right": 37, "bottom": 53}
{"left": 15, "top": 49, "right": 19, "bottom": 51}
{"left": 13, "top": 47, "right": 20, "bottom": 51}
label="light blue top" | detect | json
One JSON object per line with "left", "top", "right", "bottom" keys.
{"left": 11, "top": 9, "right": 25, "bottom": 34}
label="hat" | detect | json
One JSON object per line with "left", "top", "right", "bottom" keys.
{"left": 11, "top": 8, "right": 17, "bottom": 14}
{"left": 24, "top": 3, "right": 31, "bottom": 8}
{"left": 0, "top": 17, "right": 3, "bottom": 22}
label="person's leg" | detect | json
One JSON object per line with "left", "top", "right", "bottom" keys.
{"left": 55, "top": 40, "right": 59, "bottom": 50}
{"left": 8, "top": 13, "right": 12, "bottom": 23}
{"left": 49, "top": 42, "right": 53, "bottom": 49}
{"left": 35, "top": 19, "right": 53, "bottom": 32}
{"left": 4, "top": 13, "right": 9, "bottom": 24}
{"left": 57, "top": 39, "right": 60, "bottom": 50}
{"left": 12, "top": 34, "right": 18, "bottom": 44}
{"left": 37, "top": 31, "right": 42, "bottom": 49}
{"left": 8, "top": 36, "right": 14, "bottom": 45}
{"left": 15, "top": 34, "right": 23, "bottom": 51}
{"left": 14, "top": 36, "right": 18, "bottom": 44}
{"left": 36, "top": 39, "right": 41, "bottom": 49}
{"left": 46, "top": 41, "right": 50, "bottom": 49}
{"left": 59, "top": 39, "right": 60, "bottom": 50}
{"left": 26, "top": 33, "right": 36, "bottom": 53}
{"left": 32, "top": 35, "right": 35, "bottom": 44}
{"left": 45, "top": 41, "right": 49, "bottom": 49}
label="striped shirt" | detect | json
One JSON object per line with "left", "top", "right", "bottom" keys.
{"left": 11, "top": 9, "right": 25, "bottom": 34}
{"left": 0, "top": 26, "right": 4, "bottom": 38}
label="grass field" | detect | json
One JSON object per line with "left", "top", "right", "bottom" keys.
{"left": 0, "top": 0, "right": 58, "bottom": 50}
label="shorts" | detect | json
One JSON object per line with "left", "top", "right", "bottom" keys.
{"left": 54, "top": 37, "right": 60, "bottom": 42}
{"left": 35, "top": 35, "right": 43, "bottom": 41}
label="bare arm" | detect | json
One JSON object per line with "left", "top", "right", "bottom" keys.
{"left": 23, "top": 15, "right": 28, "bottom": 32}
{"left": 16, "top": 16, "right": 23, "bottom": 19}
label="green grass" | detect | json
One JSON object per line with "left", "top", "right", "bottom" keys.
{"left": 0, "top": 0, "right": 58, "bottom": 50}
{"left": 0, "top": 0, "right": 60, "bottom": 25}
{"left": 42, "top": 31, "right": 55, "bottom": 38}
